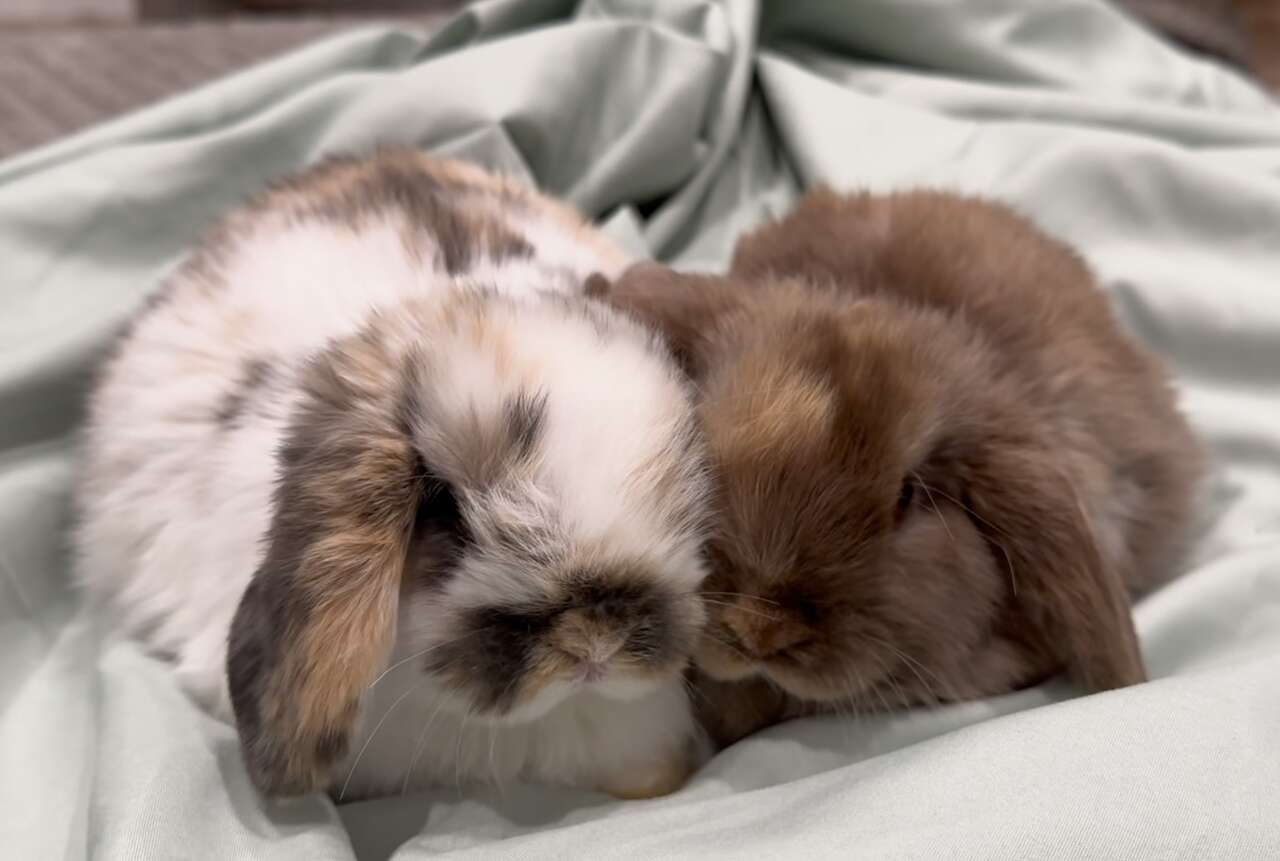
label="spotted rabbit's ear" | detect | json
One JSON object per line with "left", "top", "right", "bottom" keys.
{"left": 589, "top": 262, "right": 745, "bottom": 378}
{"left": 226, "top": 343, "right": 424, "bottom": 797}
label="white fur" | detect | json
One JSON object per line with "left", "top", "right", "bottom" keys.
{"left": 74, "top": 166, "right": 707, "bottom": 797}
{"left": 339, "top": 640, "right": 701, "bottom": 799}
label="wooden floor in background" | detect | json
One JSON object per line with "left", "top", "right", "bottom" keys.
{"left": 0, "top": 2, "right": 1268, "bottom": 162}
{"left": 0, "top": 12, "right": 451, "bottom": 160}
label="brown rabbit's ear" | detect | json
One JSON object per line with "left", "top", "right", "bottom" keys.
{"left": 227, "top": 348, "right": 425, "bottom": 797}
{"left": 589, "top": 262, "right": 745, "bottom": 377}
{"left": 966, "top": 440, "right": 1146, "bottom": 693}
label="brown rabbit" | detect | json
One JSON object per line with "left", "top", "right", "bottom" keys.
{"left": 589, "top": 189, "right": 1203, "bottom": 748}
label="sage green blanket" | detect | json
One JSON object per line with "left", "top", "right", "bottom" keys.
{"left": 3, "top": 1, "right": 1279, "bottom": 858}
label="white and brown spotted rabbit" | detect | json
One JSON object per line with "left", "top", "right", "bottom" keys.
{"left": 74, "top": 150, "right": 712, "bottom": 801}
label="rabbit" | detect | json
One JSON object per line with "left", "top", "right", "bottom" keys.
{"left": 73, "top": 149, "right": 713, "bottom": 800}
{"left": 588, "top": 188, "right": 1203, "bottom": 748}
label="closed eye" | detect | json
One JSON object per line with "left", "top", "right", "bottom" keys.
{"left": 895, "top": 478, "right": 916, "bottom": 521}
{"left": 413, "top": 457, "right": 469, "bottom": 543}
{"left": 624, "top": 623, "right": 662, "bottom": 658}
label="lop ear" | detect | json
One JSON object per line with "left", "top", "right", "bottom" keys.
{"left": 966, "top": 441, "right": 1146, "bottom": 693}
{"left": 587, "top": 262, "right": 744, "bottom": 377}
{"left": 227, "top": 347, "right": 423, "bottom": 797}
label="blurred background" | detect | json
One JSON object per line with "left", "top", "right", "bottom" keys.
{"left": 0, "top": 0, "right": 464, "bottom": 159}
{"left": 0, "top": 0, "right": 1275, "bottom": 161}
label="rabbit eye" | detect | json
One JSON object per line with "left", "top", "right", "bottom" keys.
{"left": 704, "top": 543, "right": 735, "bottom": 576}
{"left": 895, "top": 479, "right": 916, "bottom": 519}
{"left": 412, "top": 456, "right": 471, "bottom": 548}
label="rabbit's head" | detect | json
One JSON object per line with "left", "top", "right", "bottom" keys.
{"left": 227, "top": 288, "right": 709, "bottom": 795}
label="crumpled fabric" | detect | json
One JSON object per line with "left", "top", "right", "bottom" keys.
{"left": 2, "top": 1, "right": 1278, "bottom": 858}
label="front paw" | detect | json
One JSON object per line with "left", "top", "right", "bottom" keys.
{"left": 692, "top": 672, "right": 792, "bottom": 750}
{"left": 598, "top": 736, "right": 705, "bottom": 800}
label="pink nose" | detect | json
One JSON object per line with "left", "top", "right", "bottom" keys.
{"left": 722, "top": 604, "right": 809, "bottom": 659}
{"left": 579, "top": 662, "right": 608, "bottom": 684}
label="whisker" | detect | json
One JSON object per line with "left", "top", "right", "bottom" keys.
{"left": 367, "top": 630, "right": 481, "bottom": 691}
{"left": 862, "top": 652, "right": 900, "bottom": 714}
{"left": 882, "top": 668, "right": 909, "bottom": 709}
{"left": 832, "top": 671, "right": 858, "bottom": 748}
{"left": 680, "top": 674, "right": 712, "bottom": 710}
{"left": 699, "top": 598, "right": 779, "bottom": 622}
{"left": 847, "top": 669, "right": 868, "bottom": 728}
{"left": 915, "top": 481, "right": 1017, "bottom": 595}
{"left": 339, "top": 683, "right": 418, "bottom": 801}
{"left": 912, "top": 471, "right": 954, "bottom": 542}
{"left": 920, "top": 483, "right": 1008, "bottom": 537}
{"left": 704, "top": 631, "right": 755, "bottom": 663}
{"left": 488, "top": 724, "right": 501, "bottom": 796}
{"left": 845, "top": 671, "right": 861, "bottom": 707}
{"left": 893, "top": 647, "right": 954, "bottom": 703}
{"left": 454, "top": 708, "right": 472, "bottom": 794}
{"left": 859, "top": 633, "right": 942, "bottom": 704}
{"left": 486, "top": 671, "right": 522, "bottom": 767}
{"left": 401, "top": 696, "right": 450, "bottom": 796}
{"left": 699, "top": 591, "right": 781, "bottom": 607}
{"left": 1000, "top": 542, "right": 1017, "bottom": 595}
{"left": 892, "top": 652, "right": 939, "bottom": 705}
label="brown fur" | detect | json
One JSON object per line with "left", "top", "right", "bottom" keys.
{"left": 1118, "top": 0, "right": 1280, "bottom": 90}
{"left": 598, "top": 189, "right": 1202, "bottom": 748}
{"left": 226, "top": 292, "right": 707, "bottom": 795}
{"left": 227, "top": 332, "right": 421, "bottom": 795}
{"left": 1233, "top": 0, "right": 1280, "bottom": 89}
{"left": 258, "top": 147, "right": 625, "bottom": 275}
{"left": 130, "top": 148, "right": 704, "bottom": 799}
{"left": 214, "top": 358, "right": 273, "bottom": 428}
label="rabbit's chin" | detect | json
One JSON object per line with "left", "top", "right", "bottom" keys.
{"left": 430, "top": 669, "right": 671, "bottom": 727}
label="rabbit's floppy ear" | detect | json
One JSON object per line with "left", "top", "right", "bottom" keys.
{"left": 227, "top": 341, "right": 425, "bottom": 797}
{"left": 589, "top": 262, "right": 744, "bottom": 378}
{"left": 965, "top": 437, "right": 1146, "bottom": 693}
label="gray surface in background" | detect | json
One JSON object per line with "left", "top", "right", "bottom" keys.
{"left": 0, "top": 5, "right": 459, "bottom": 160}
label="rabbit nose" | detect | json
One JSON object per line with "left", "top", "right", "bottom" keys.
{"left": 579, "top": 661, "right": 608, "bottom": 684}
{"left": 555, "top": 609, "right": 624, "bottom": 665}
{"left": 566, "top": 645, "right": 619, "bottom": 685}
{"left": 721, "top": 603, "right": 808, "bottom": 659}
{"left": 580, "top": 640, "right": 622, "bottom": 665}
